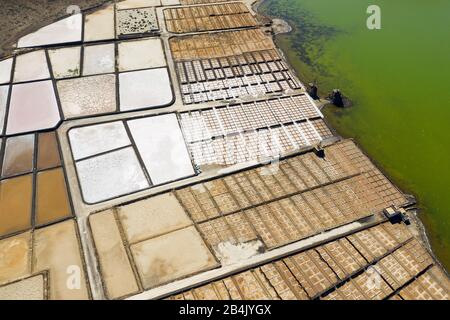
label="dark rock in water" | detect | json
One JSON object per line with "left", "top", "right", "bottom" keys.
{"left": 307, "top": 83, "right": 319, "bottom": 100}
{"left": 328, "top": 89, "right": 352, "bottom": 107}
{"left": 330, "top": 89, "right": 344, "bottom": 107}
{"left": 314, "top": 146, "right": 325, "bottom": 158}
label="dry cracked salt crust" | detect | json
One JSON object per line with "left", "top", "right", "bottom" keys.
{"left": 57, "top": 74, "right": 117, "bottom": 119}
{"left": 117, "top": 8, "right": 158, "bottom": 36}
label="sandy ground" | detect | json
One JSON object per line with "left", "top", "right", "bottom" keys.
{"left": 0, "top": 0, "right": 111, "bottom": 58}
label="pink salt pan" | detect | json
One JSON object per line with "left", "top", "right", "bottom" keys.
{"left": 6, "top": 80, "right": 61, "bottom": 135}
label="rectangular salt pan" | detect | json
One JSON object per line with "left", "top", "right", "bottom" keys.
{"left": 119, "top": 68, "right": 173, "bottom": 111}
{"left": 131, "top": 226, "right": 216, "bottom": 290}
{"left": 18, "top": 14, "right": 82, "bottom": 48}
{"left": 69, "top": 121, "right": 131, "bottom": 160}
{"left": 84, "top": 5, "right": 115, "bottom": 42}
{"left": 48, "top": 47, "right": 81, "bottom": 79}
{"left": 89, "top": 210, "right": 139, "bottom": 299}
{"left": 13, "top": 51, "right": 50, "bottom": 83}
{"left": 0, "top": 175, "right": 33, "bottom": 237}
{"left": 76, "top": 147, "right": 149, "bottom": 203}
{"left": 6, "top": 81, "right": 60, "bottom": 135}
{"left": 116, "top": 0, "right": 161, "bottom": 9}
{"left": 33, "top": 220, "right": 90, "bottom": 299}
{"left": 57, "top": 74, "right": 117, "bottom": 119}
{"left": 117, "top": 8, "right": 158, "bottom": 36}
{"left": 127, "top": 114, "right": 195, "bottom": 185}
{"left": 0, "top": 58, "right": 13, "bottom": 84}
{"left": 37, "top": 132, "right": 61, "bottom": 170}
{"left": 1, "top": 134, "right": 34, "bottom": 178}
{"left": 161, "top": 0, "right": 180, "bottom": 5}
{"left": 35, "top": 168, "right": 72, "bottom": 226}
{"left": 118, "top": 38, "right": 166, "bottom": 72}
{"left": 83, "top": 43, "right": 115, "bottom": 76}
{"left": 0, "top": 85, "right": 8, "bottom": 134}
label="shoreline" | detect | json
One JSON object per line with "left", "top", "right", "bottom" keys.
{"left": 254, "top": 0, "right": 448, "bottom": 275}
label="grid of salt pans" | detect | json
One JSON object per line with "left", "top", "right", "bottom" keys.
{"left": 177, "top": 49, "right": 302, "bottom": 104}
{"left": 164, "top": 3, "right": 257, "bottom": 34}
{"left": 169, "top": 223, "right": 449, "bottom": 300}
{"left": 174, "top": 139, "right": 408, "bottom": 251}
{"left": 169, "top": 29, "right": 274, "bottom": 61}
{"left": 0, "top": 131, "right": 73, "bottom": 239}
{"left": 0, "top": 40, "right": 173, "bottom": 130}
{"left": 179, "top": 94, "right": 332, "bottom": 165}
{"left": 16, "top": 3, "right": 161, "bottom": 48}
{"left": 69, "top": 114, "right": 195, "bottom": 204}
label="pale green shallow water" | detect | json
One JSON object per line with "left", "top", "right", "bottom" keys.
{"left": 259, "top": 0, "right": 450, "bottom": 271}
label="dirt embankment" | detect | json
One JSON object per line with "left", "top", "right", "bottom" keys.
{"left": 0, "top": 0, "right": 111, "bottom": 58}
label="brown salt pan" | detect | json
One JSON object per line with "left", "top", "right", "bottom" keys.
{"left": 1, "top": 134, "right": 34, "bottom": 178}
{"left": 0, "top": 174, "right": 32, "bottom": 237}
{"left": 37, "top": 132, "right": 61, "bottom": 170}
{"left": 33, "top": 220, "right": 89, "bottom": 299}
{"left": 35, "top": 168, "right": 71, "bottom": 226}
{"left": 0, "top": 232, "right": 31, "bottom": 285}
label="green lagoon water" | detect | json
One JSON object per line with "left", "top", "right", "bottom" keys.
{"left": 259, "top": 0, "right": 450, "bottom": 270}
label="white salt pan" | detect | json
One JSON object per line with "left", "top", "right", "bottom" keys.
{"left": 18, "top": 14, "right": 82, "bottom": 48}
{"left": 119, "top": 68, "right": 173, "bottom": 111}
{"left": 118, "top": 38, "right": 166, "bottom": 72}
{"left": 127, "top": 114, "right": 195, "bottom": 185}
{"left": 83, "top": 43, "right": 115, "bottom": 76}
{"left": 0, "top": 58, "right": 13, "bottom": 84}
{"left": 13, "top": 51, "right": 50, "bottom": 83}
{"left": 77, "top": 147, "right": 149, "bottom": 203}
{"left": 69, "top": 121, "right": 131, "bottom": 160}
